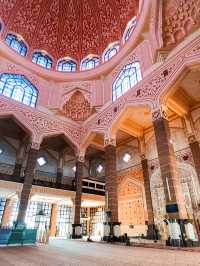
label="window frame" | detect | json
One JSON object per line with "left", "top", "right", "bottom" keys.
{"left": 32, "top": 51, "right": 53, "bottom": 69}
{"left": 5, "top": 33, "right": 28, "bottom": 56}
{"left": 123, "top": 17, "right": 137, "bottom": 43}
{"left": 112, "top": 61, "right": 142, "bottom": 101}
{"left": 0, "top": 20, "right": 3, "bottom": 33}
{"left": 0, "top": 73, "right": 38, "bottom": 107}
{"left": 57, "top": 58, "right": 77, "bottom": 72}
{"left": 80, "top": 55, "right": 100, "bottom": 71}
{"left": 103, "top": 42, "right": 120, "bottom": 62}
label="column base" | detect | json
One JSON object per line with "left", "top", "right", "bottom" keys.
{"left": 102, "top": 222, "right": 110, "bottom": 241}
{"left": 165, "top": 219, "right": 183, "bottom": 247}
{"left": 102, "top": 222, "right": 121, "bottom": 242}
{"left": 146, "top": 224, "right": 160, "bottom": 240}
{"left": 71, "top": 224, "right": 82, "bottom": 239}
{"left": 14, "top": 221, "right": 27, "bottom": 230}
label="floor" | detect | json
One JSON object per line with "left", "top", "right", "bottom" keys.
{"left": 0, "top": 239, "right": 200, "bottom": 266}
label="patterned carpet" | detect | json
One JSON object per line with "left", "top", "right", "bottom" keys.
{"left": 0, "top": 239, "right": 200, "bottom": 266}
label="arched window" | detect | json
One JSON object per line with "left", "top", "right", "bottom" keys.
{"left": 57, "top": 59, "right": 77, "bottom": 72}
{"left": 103, "top": 43, "right": 120, "bottom": 62}
{"left": 32, "top": 52, "right": 52, "bottom": 69}
{"left": 0, "top": 73, "right": 38, "bottom": 107}
{"left": 123, "top": 17, "right": 137, "bottom": 43}
{"left": 81, "top": 56, "right": 100, "bottom": 71}
{"left": 5, "top": 33, "right": 27, "bottom": 56}
{"left": 112, "top": 61, "right": 142, "bottom": 101}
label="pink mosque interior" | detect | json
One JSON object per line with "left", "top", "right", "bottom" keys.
{"left": 0, "top": 0, "right": 200, "bottom": 252}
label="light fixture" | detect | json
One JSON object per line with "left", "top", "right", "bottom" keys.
{"left": 97, "top": 164, "right": 103, "bottom": 173}
{"left": 73, "top": 166, "right": 76, "bottom": 172}
{"left": 0, "top": 148, "right": 3, "bottom": 155}
{"left": 37, "top": 157, "right": 46, "bottom": 166}
{"left": 123, "top": 153, "right": 131, "bottom": 163}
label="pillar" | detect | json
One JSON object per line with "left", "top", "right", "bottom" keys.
{"left": 16, "top": 142, "right": 40, "bottom": 227}
{"left": 72, "top": 153, "right": 84, "bottom": 239}
{"left": 152, "top": 108, "right": 187, "bottom": 245}
{"left": 141, "top": 157, "right": 157, "bottom": 238}
{"left": 189, "top": 138, "right": 200, "bottom": 183}
{"left": 104, "top": 136, "right": 120, "bottom": 239}
{"left": 87, "top": 207, "right": 90, "bottom": 236}
{"left": 13, "top": 144, "right": 26, "bottom": 178}
{"left": 182, "top": 116, "right": 200, "bottom": 240}
{"left": 56, "top": 153, "right": 64, "bottom": 186}
{"left": 183, "top": 116, "right": 200, "bottom": 186}
{"left": 49, "top": 203, "right": 58, "bottom": 237}
{"left": 139, "top": 137, "right": 156, "bottom": 239}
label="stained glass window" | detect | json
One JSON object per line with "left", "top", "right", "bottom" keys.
{"left": 112, "top": 61, "right": 142, "bottom": 101}
{"left": 124, "top": 17, "right": 137, "bottom": 43}
{"left": 0, "top": 73, "right": 38, "bottom": 107}
{"left": 32, "top": 52, "right": 52, "bottom": 69}
{"left": 5, "top": 33, "right": 27, "bottom": 56}
{"left": 81, "top": 56, "right": 100, "bottom": 71}
{"left": 103, "top": 43, "right": 120, "bottom": 62}
{"left": 57, "top": 59, "right": 77, "bottom": 72}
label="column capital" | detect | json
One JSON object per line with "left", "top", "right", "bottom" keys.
{"left": 104, "top": 129, "right": 116, "bottom": 147}
{"left": 140, "top": 154, "right": 146, "bottom": 160}
{"left": 152, "top": 105, "right": 168, "bottom": 121}
{"left": 188, "top": 134, "right": 197, "bottom": 144}
{"left": 30, "top": 141, "right": 40, "bottom": 150}
{"left": 182, "top": 115, "right": 197, "bottom": 142}
{"left": 76, "top": 150, "right": 85, "bottom": 163}
{"left": 104, "top": 137, "right": 116, "bottom": 147}
{"left": 138, "top": 136, "right": 146, "bottom": 159}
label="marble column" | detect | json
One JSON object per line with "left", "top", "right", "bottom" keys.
{"left": 72, "top": 155, "right": 84, "bottom": 239}
{"left": 104, "top": 137, "right": 120, "bottom": 239}
{"left": 141, "top": 156, "right": 157, "bottom": 239}
{"left": 139, "top": 137, "right": 156, "bottom": 239}
{"left": 56, "top": 153, "right": 64, "bottom": 186}
{"left": 49, "top": 203, "right": 58, "bottom": 237}
{"left": 152, "top": 109, "right": 187, "bottom": 245}
{"left": 189, "top": 137, "right": 200, "bottom": 185}
{"left": 16, "top": 143, "right": 40, "bottom": 227}
{"left": 13, "top": 144, "right": 26, "bottom": 178}
{"left": 183, "top": 116, "right": 200, "bottom": 186}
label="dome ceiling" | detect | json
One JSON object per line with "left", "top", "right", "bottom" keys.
{"left": 0, "top": 0, "right": 139, "bottom": 62}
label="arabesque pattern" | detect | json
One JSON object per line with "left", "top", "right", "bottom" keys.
{"left": 163, "top": 0, "right": 200, "bottom": 47}
{"left": 0, "top": 0, "right": 138, "bottom": 61}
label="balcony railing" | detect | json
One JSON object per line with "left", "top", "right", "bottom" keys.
{"left": 0, "top": 162, "right": 14, "bottom": 175}
{"left": 82, "top": 178, "right": 105, "bottom": 192}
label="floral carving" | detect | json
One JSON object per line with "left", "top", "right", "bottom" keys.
{"left": 163, "top": 0, "right": 200, "bottom": 47}
{"left": 0, "top": 0, "right": 138, "bottom": 61}
{"left": 0, "top": 96, "right": 82, "bottom": 147}
{"left": 62, "top": 91, "right": 95, "bottom": 122}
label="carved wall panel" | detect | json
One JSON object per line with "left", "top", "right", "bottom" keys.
{"left": 117, "top": 167, "right": 146, "bottom": 229}
{"left": 163, "top": 0, "right": 200, "bottom": 47}
{"left": 150, "top": 162, "right": 200, "bottom": 225}
{"left": 62, "top": 91, "right": 95, "bottom": 122}
{"left": 0, "top": 0, "right": 138, "bottom": 61}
